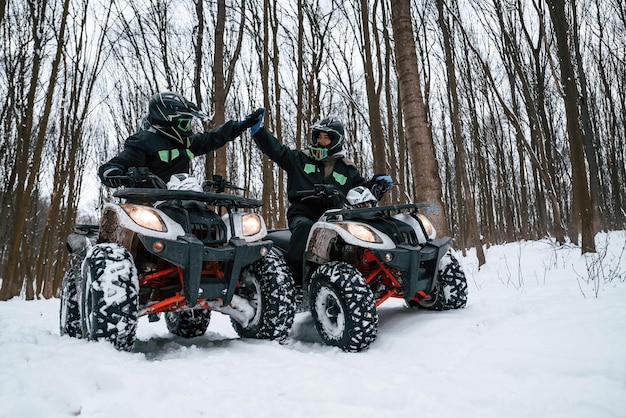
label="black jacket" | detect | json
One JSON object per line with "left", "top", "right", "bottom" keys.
{"left": 253, "top": 127, "right": 367, "bottom": 219}
{"left": 99, "top": 121, "right": 242, "bottom": 185}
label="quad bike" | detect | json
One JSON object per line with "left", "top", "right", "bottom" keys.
{"left": 266, "top": 183, "right": 467, "bottom": 352}
{"left": 59, "top": 170, "right": 296, "bottom": 351}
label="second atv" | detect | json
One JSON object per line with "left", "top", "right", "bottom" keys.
{"left": 266, "top": 183, "right": 467, "bottom": 352}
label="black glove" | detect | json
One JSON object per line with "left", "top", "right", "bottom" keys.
{"left": 101, "top": 166, "right": 126, "bottom": 188}
{"left": 374, "top": 175, "right": 393, "bottom": 190}
{"left": 370, "top": 174, "right": 394, "bottom": 200}
{"left": 239, "top": 108, "right": 265, "bottom": 135}
{"left": 127, "top": 167, "right": 151, "bottom": 187}
{"left": 322, "top": 194, "right": 343, "bottom": 209}
{"left": 320, "top": 185, "right": 344, "bottom": 209}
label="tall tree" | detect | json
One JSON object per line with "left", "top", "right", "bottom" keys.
{"left": 259, "top": 0, "right": 277, "bottom": 227}
{"left": 389, "top": 0, "right": 449, "bottom": 237}
{"left": 358, "top": 0, "right": 387, "bottom": 175}
{"left": 0, "top": 0, "right": 72, "bottom": 299}
{"left": 570, "top": 0, "right": 601, "bottom": 231}
{"left": 548, "top": 0, "right": 596, "bottom": 253}
{"left": 269, "top": 0, "right": 286, "bottom": 227}
{"left": 36, "top": 0, "right": 112, "bottom": 298}
{"left": 295, "top": 0, "right": 305, "bottom": 150}
{"left": 435, "top": 0, "right": 485, "bottom": 265}
{"left": 211, "top": 0, "right": 227, "bottom": 178}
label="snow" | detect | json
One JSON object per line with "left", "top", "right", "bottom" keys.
{"left": 1, "top": 232, "right": 625, "bottom": 418}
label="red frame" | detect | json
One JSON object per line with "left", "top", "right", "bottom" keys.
{"left": 361, "top": 249, "right": 428, "bottom": 306}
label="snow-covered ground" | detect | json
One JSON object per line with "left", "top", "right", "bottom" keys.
{"left": 1, "top": 232, "right": 625, "bottom": 418}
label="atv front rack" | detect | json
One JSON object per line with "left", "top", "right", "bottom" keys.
{"left": 326, "top": 203, "right": 432, "bottom": 220}
{"left": 115, "top": 188, "right": 263, "bottom": 209}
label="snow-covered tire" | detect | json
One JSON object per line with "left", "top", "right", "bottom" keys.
{"left": 231, "top": 250, "right": 296, "bottom": 341}
{"left": 80, "top": 243, "right": 139, "bottom": 351}
{"left": 59, "top": 264, "right": 82, "bottom": 339}
{"left": 412, "top": 253, "right": 467, "bottom": 310}
{"left": 310, "top": 262, "right": 378, "bottom": 352}
{"left": 165, "top": 308, "right": 211, "bottom": 338}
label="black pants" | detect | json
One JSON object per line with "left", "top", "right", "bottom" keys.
{"left": 286, "top": 203, "right": 323, "bottom": 284}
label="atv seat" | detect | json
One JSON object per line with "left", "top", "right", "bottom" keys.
{"left": 266, "top": 228, "right": 291, "bottom": 250}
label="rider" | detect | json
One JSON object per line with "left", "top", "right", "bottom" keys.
{"left": 99, "top": 92, "right": 261, "bottom": 187}
{"left": 243, "top": 108, "right": 392, "bottom": 284}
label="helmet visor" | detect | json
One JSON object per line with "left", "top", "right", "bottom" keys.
{"left": 177, "top": 117, "right": 193, "bottom": 132}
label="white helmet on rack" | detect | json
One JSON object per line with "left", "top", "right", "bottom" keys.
{"left": 167, "top": 173, "right": 203, "bottom": 192}
{"left": 346, "top": 186, "right": 377, "bottom": 208}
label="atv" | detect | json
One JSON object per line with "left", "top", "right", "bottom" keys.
{"left": 59, "top": 170, "right": 296, "bottom": 351}
{"left": 266, "top": 183, "right": 467, "bottom": 352}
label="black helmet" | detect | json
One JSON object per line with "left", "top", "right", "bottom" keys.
{"left": 147, "top": 92, "right": 208, "bottom": 145}
{"left": 309, "top": 117, "right": 345, "bottom": 160}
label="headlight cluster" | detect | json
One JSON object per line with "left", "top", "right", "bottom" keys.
{"left": 121, "top": 204, "right": 167, "bottom": 232}
{"left": 241, "top": 213, "right": 262, "bottom": 236}
{"left": 339, "top": 223, "right": 382, "bottom": 243}
{"left": 417, "top": 214, "right": 436, "bottom": 239}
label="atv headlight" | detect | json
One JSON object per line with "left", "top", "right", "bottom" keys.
{"left": 121, "top": 204, "right": 167, "bottom": 232}
{"left": 242, "top": 213, "right": 262, "bottom": 236}
{"left": 417, "top": 214, "right": 436, "bottom": 239}
{"left": 339, "top": 223, "right": 382, "bottom": 243}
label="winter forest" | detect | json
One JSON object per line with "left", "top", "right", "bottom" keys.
{"left": 0, "top": 0, "right": 624, "bottom": 301}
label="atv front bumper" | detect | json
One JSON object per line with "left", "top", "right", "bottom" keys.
{"left": 370, "top": 237, "right": 451, "bottom": 302}
{"left": 138, "top": 233, "right": 272, "bottom": 306}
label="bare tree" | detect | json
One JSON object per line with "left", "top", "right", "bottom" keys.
{"left": 206, "top": 0, "right": 245, "bottom": 181}
{"left": 435, "top": 0, "right": 485, "bottom": 265}
{"left": 258, "top": 0, "right": 277, "bottom": 226}
{"left": 36, "top": 0, "right": 113, "bottom": 298}
{"left": 1, "top": 0, "right": 72, "bottom": 300}
{"left": 357, "top": 0, "right": 387, "bottom": 175}
{"left": 210, "top": 0, "right": 228, "bottom": 179}
{"left": 390, "top": 0, "right": 450, "bottom": 236}
{"left": 548, "top": 0, "right": 596, "bottom": 253}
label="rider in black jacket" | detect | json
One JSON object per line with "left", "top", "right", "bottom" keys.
{"left": 99, "top": 92, "right": 258, "bottom": 187}
{"left": 245, "top": 109, "right": 392, "bottom": 283}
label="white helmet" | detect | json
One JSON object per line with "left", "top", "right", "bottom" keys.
{"left": 167, "top": 173, "right": 202, "bottom": 192}
{"left": 346, "top": 186, "right": 377, "bottom": 208}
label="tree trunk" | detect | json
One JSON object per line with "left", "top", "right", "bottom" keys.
{"left": 359, "top": 0, "right": 386, "bottom": 175}
{"left": 213, "top": 0, "right": 227, "bottom": 178}
{"left": 1, "top": 0, "right": 71, "bottom": 300}
{"left": 269, "top": 0, "right": 285, "bottom": 227}
{"left": 390, "top": 0, "right": 450, "bottom": 237}
{"left": 548, "top": 0, "right": 595, "bottom": 253}
{"left": 295, "top": 0, "right": 304, "bottom": 150}
{"left": 435, "top": 0, "right": 485, "bottom": 266}
{"left": 570, "top": 0, "right": 601, "bottom": 231}
{"left": 260, "top": 0, "right": 276, "bottom": 227}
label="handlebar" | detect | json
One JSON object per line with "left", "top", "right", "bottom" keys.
{"left": 293, "top": 184, "right": 347, "bottom": 212}
{"left": 202, "top": 175, "right": 246, "bottom": 193}
{"left": 107, "top": 167, "right": 167, "bottom": 189}
{"left": 295, "top": 184, "right": 346, "bottom": 202}
{"left": 110, "top": 169, "right": 248, "bottom": 194}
